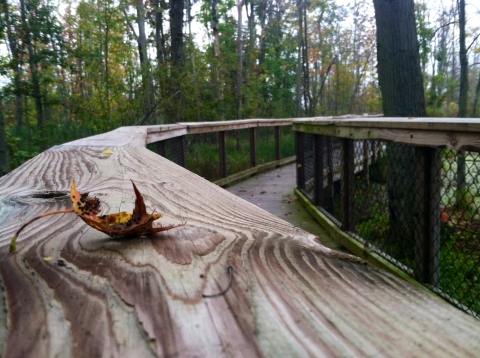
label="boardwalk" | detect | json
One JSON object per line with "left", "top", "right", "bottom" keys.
{"left": 226, "top": 163, "right": 348, "bottom": 253}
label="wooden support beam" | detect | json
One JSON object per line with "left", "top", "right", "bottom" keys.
{"left": 325, "top": 137, "right": 334, "bottom": 212}
{"left": 414, "top": 147, "right": 441, "bottom": 286}
{"left": 275, "top": 126, "right": 281, "bottom": 160}
{"left": 296, "top": 132, "right": 305, "bottom": 190}
{"left": 340, "top": 138, "right": 355, "bottom": 232}
{"left": 313, "top": 135, "right": 324, "bottom": 206}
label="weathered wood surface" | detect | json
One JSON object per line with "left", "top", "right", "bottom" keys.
{"left": 293, "top": 117, "right": 480, "bottom": 151}
{"left": 1, "top": 128, "right": 480, "bottom": 357}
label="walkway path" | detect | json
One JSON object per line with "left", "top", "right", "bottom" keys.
{"left": 226, "top": 163, "right": 347, "bottom": 253}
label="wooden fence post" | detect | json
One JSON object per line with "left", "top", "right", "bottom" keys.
{"left": 250, "top": 127, "right": 257, "bottom": 167}
{"left": 414, "top": 147, "right": 441, "bottom": 287}
{"left": 219, "top": 131, "right": 227, "bottom": 178}
{"left": 341, "top": 138, "right": 355, "bottom": 232}
{"left": 275, "top": 126, "right": 281, "bottom": 160}
{"left": 313, "top": 135, "right": 324, "bottom": 206}
{"left": 325, "top": 137, "right": 334, "bottom": 212}
{"left": 296, "top": 132, "right": 305, "bottom": 190}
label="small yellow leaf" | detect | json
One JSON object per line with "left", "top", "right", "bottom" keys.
{"left": 103, "top": 150, "right": 114, "bottom": 154}
{"left": 43, "top": 256, "right": 54, "bottom": 261}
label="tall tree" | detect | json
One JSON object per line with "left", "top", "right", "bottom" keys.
{"left": 1, "top": 0, "right": 23, "bottom": 127}
{"left": 0, "top": 93, "right": 10, "bottom": 176}
{"left": 20, "top": 0, "right": 44, "bottom": 132}
{"left": 373, "top": 0, "right": 426, "bottom": 117}
{"left": 372, "top": 0, "right": 426, "bottom": 265}
{"left": 236, "top": 0, "right": 245, "bottom": 119}
{"left": 169, "top": 0, "right": 185, "bottom": 122}
{"left": 458, "top": 0, "right": 468, "bottom": 117}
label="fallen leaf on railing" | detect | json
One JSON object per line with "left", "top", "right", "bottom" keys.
{"left": 9, "top": 180, "right": 186, "bottom": 252}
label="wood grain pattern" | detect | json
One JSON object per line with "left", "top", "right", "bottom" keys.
{"left": 1, "top": 132, "right": 480, "bottom": 357}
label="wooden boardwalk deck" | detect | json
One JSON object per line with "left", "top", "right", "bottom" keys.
{"left": 226, "top": 164, "right": 348, "bottom": 253}
{"left": 2, "top": 123, "right": 480, "bottom": 357}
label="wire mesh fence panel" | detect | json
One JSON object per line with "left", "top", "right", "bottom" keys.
{"left": 436, "top": 150, "right": 480, "bottom": 317}
{"left": 281, "top": 125, "right": 295, "bottom": 158}
{"left": 185, "top": 132, "right": 222, "bottom": 181}
{"left": 351, "top": 141, "right": 417, "bottom": 269}
{"left": 330, "top": 137, "right": 342, "bottom": 222}
{"left": 298, "top": 133, "right": 315, "bottom": 202}
{"left": 257, "top": 127, "right": 277, "bottom": 165}
{"left": 226, "top": 129, "right": 251, "bottom": 174}
{"left": 146, "top": 136, "right": 185, "bottom": 167}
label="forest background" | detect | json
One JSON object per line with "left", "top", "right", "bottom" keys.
{"left": 0, "top": 0, "right": 479, "bottom": 175}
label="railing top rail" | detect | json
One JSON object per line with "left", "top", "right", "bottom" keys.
{"left": 293, "top": 116, "right": 480, "bottom": 132}
{"left": 56, "top": 118, "right": 294, "bottom": 148}
{"left": 293, "top": 116, "right": 480, "bottom": 151}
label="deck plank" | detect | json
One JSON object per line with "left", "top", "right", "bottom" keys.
{"left": 226, "top": 164, "right": 348, "bottom": 253}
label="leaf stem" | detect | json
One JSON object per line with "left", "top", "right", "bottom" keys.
{"left": 9, "top": 209, "right": 75, "bottom": 253}
{"left": 202, "top": 266, "right": 234, "bottom": 298}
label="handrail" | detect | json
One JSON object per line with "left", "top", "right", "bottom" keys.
{"left": 2, "top": 116, "right": 480, "bottom": 356}
{"left": 294, "top": 116, "right": 480, "bottom": 318}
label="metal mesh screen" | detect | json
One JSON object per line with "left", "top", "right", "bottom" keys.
{"left": 147, "top": 136, "right": 185, "bottom": 167}
{"left": 225, "top": 129, "right": 251, "bottom": 174}
{"left": 257, "top": 127, "right": 277, "bottom": 165}
{"left": 296, "top": 133, "right": 480, "bottom": 318}
{"left": 149, "top": 125, "right": 295, "bottom": 183}
{"left": 281, "top": 125, "right": 295, "bottom": 158}
{"left": 185, "top": 132, "right": 222, "bottom": 181}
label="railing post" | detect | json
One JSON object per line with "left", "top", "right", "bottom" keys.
{"left": 157, "top": 140, "right": 166, "bottom": 157}
{"left": 313, "top": 135, "right": 324, "bottom": 206}
{"left": 340, "top": 138, "right": 355, "bottom": 232}
{"left": 414, "top": 147, "right": 441, "bottom": 287}
{"left": 275, "top": 126, "right": 281, "bottom": 160}
{"left": 296, "top": 132, "right": 305, "bottom": 190}
{"left": 219, "top": 131, "right": 227, "bottom": 178}
{"left": 325, "top": 137, "right": 334, "bottom": 212}
{"left": 250, "top": 127, "right": 257, "bottom": 167}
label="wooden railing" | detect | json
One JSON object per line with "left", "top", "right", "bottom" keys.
{"left": 293, "top": 116, "right": 480, "bottom": 318}
{"left": 1, "top": 118, "right": 480, "bottom": 357}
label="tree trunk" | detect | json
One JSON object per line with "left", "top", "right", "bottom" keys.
{"left": 1, "top": 0, "right": 23, "bottom": 127}
{"left": 458, "top": 0, "right": 468, "bottom": 117}
{"left": 210, "top": 0, "right": 224, "bottom": 120}
{"left": 154, "top": 0, "right": 165, "bottom": 64}
{"left": 169, "top": 0, "right": 185, "bottom": 123}
{"left": 295, "top": 0, "right": 304, "bottom": 117}
{"left": 456, "top": 0, "right": 468, "bottom": 209}
{"left": 472, "top": 73, "right": 480, "bottom": 117}
{"left": 0, "top": 94, "right": 10, "bottom": 176}
{"left": 257, "top": 0, "right": 267, "bottom": 75}
{"left": 170, "top": 0, "right": 184, "bottom": 68}
{"left": 236, "top": 0, "right": 245, "bottom": 119}
{"left": 373, "top": 0, "right": 427, "bottom": 263}
{"left": 20, "top": 0, "right": 44, "bottom": 133}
